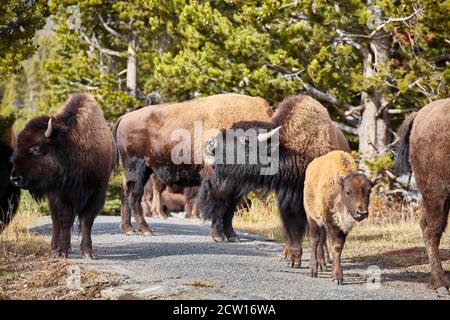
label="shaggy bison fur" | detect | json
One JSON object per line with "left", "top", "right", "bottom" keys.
{"left": 10, "top": 93, "right": 115, "bottom": 258}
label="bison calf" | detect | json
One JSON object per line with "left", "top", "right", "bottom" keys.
{"left": 10, "top": 93, "right": 115, "bottom": 258}
{"left": 304, "top": 151, "right": 376, "bottom": 284}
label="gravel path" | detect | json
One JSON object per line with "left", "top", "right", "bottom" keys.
{"left": 32, "top": 215, "right": 444, "bottom": 300}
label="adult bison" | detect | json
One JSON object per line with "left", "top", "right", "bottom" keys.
{"left": 396, "top": 98, "right": 450, "bottom": 294}
{"left": 10, "top": 93, "right": 115, "bottom": 258}
{"left": 113, "top": 94, "right": 272, "bottom": 235}
{"left": 199, "top": 95, "right": 349, "bottom": 267}
{"left": 0, "top": 116, "right": 20, "bottom": 228}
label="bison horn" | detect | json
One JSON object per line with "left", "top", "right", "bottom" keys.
{"left": 44, "top": 118, "right": 53, "bottom": 138}
{"left": 257, "top": 126, "right": 281, "bottom": 143}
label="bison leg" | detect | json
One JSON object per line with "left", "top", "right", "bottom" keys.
{"left": 80, "top": 213, "right": 96, "bottom": 259}
{"left": 317, "top": 226, "right": 329, "bottom": 270}
{"left": 327, "top": 222, "right": 346, "bottom": 285}
{"left": 79, "top": 190, "right": 105, "bottom": 259}
{"left": 58, "top": 207, "right": 75, "bottom": 259}
{"left": 119, "top": 179, "right": 135, "bottom": 235}
{"left": 149, "top": 174, "right": 166, "bottom": 217}
{"left": 308, "top": 219, "right": 321, "bottom": 277}
{"left": 48, "top": 199, "right": 61, "bottom": 255}
{"left": 123, "top": 158, "right": 152, "bottom": 235}
{"left": 223, "top": 198, "right": 240, "bottom": 242}
{"left": 420, "top": 195, "right": 450, "bottom": 293}
{"left": 277, "top": 187, "right": 306, "bottom": 268}
{"left": 48, "top": 194, "right": 74, "bottom": 258}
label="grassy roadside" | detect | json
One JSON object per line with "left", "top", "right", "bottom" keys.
{"left": 0, "top": 193, "right": 123, "bottom": 300}
{"left": 233, "top": 194, "right": 450, "bottom": 273}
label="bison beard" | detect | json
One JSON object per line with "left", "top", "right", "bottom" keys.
{"left": 10, "top": 93, "right": 115, "bottom": 258}
{"left": 199, "top": 95, "right": 350, "bottom": 268}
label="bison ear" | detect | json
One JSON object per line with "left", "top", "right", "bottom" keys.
{"left": 336, "top": 173, "right": 345, "bottom": 187}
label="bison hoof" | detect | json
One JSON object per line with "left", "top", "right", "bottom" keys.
{"left": 125, "top": 229, "right": 137, "bottom": 236}
{"left": 82, "top": 253, "right": 94, "bottom": 260}
{"left": 227, "top": 236, "right": 240, "bottom": 243}
{"left": 333, "top": 278, "right": 344, "bottom": 285}
{"left": 310, "top": 272, "right": 318, "bottom": 278}
{"left": 51, "top": 249, "right": 61, "bottom": 258}
{"left": 211, "top": 232, "right": 227, "bottom": 243}
{"left": 436, "top": 287, "right": 450, "bottom": 296}
{"left": 290, "top": 260, "right": 301, "bottom": 269}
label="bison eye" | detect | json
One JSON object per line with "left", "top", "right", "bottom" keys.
{"left": 30, "top": 146, "right": 42, "bottom": 156}
{"left": 346, "top": 190, "right": 351, "bottom": 196}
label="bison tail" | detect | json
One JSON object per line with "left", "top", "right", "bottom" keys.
{"left": 395, "top": 112, "right": 417, "bottom": 175}
{"left": 111, "top": 116, "right": 123, "bottom": 174}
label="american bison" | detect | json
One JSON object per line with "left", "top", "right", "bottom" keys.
{"left": 0, "top": 116, "right": 20, "bottom": 228}
{"left": 113, "top": 94, "right": 272, "bottom": 235}
{"left": 304, "top": 151, "right": 375, "bottom": 284}
{"left": 10, "top": 93, "right": 115, "bottom": 258}
{"left": 141, "top": 174, "right": 197, "bottom": 217}
{"left": 199, "top": 95, "right": 349, "bottom": 267}
{"left": 396, "top": 98, "right": 450, "bottom": 294}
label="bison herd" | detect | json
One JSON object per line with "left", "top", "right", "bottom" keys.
{"left": 1, "top": 92, "right": 449, "bottom": 294}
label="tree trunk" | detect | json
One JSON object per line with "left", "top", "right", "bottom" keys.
{"left": 358, "top": 29, "right": 391, "bottom": 157}
{"left": 127, "top": 32, "right": 138, "bottom": 98}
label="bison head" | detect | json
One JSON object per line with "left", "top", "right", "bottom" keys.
{"left": 336, "top": 173, "right": 378, "bottom": 222}
{"left": 10, "top": 116, "right": 67, "bottom": 199}
{"left": 204, "top": 121, "right": 281, "bottom": 176}
{"left": 199, "top": 121, "right": 281, "bottom": 221}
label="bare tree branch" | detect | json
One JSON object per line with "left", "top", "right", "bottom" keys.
{"left": 345, "top": 105, "right": 365, "bottom": 116}
{"left": 334, "top": 122, "right": 358, "bottom": 135}
{"left": 377, "top": 79, "right": 421, "bottom": 116}
{"left": 78, "top": 29, "right": 121, "bottom": 57}
{"left": 98, "top": 14, "right": 127, "bottom": 41}
{"left": 301, "top": 81, "right": 355, "bottom": 110}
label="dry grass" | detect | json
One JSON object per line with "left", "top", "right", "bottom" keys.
{"left": 234, "top": 194, "right": 450, "bottom": 271}
{"left": 0, "top": 193, "right": 124, "bottom": 300}
{"left": 234, "top": 193, "right": 284, "bottom": 242}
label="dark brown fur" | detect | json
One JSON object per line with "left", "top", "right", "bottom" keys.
{"left": 10, "top": 93, "right": 115, "bottom": 258}
{"left": 0, "top": 117, "right": 20, "bottom": 228}
{"left": 396, "top": 98, "right": 450, "bottom": 292}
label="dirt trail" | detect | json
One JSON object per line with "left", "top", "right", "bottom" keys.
{"left": 32, "top": 215, "right": 445, "bottom": 300}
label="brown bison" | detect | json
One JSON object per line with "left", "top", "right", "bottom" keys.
{"left": 304, "top": 151, "right": 375, "bottom": 284}
{"left": 141, "top": 174, "right": 197, "bottom": 217}
{"left": 199, "top": 95, "right": 349, "bottom": 267}
{"left": 10, "top": 93, "right": 115, "bottom": 258}
{"left": 0, "top": 116, "right": 20, "bottom": 228}
{"left": 396, "top": 98, "right": 450, "bottom": 294}
{"left": 113, "top": 94, "right": 272, "bottom": 235}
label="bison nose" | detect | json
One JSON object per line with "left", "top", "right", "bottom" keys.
{"left": 10, "top": 175, "right": 23, "bottom": 187}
